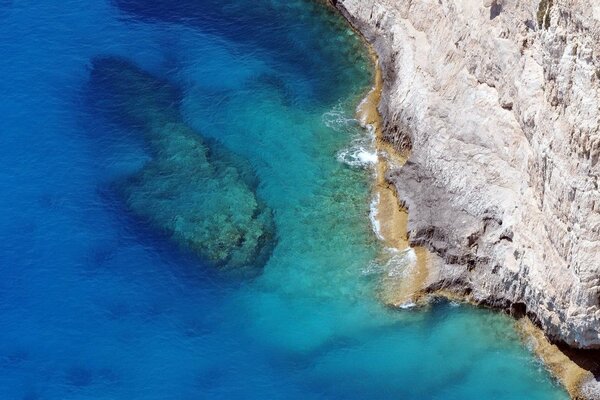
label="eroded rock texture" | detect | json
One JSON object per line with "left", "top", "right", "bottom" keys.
{"left": 335, "top": 0, "right": 600, "bottom": 350}
{"left": 89, "top": 57, "right": 276, "bottom": 271}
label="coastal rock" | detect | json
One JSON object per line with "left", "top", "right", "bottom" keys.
{"left": 334, "top": 0, "right": 600, "bottom": 352}
{"left": 89, "top": 57, "right": 276, "bottom": 271}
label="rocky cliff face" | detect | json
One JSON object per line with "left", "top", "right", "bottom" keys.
{"left": 334, "top": 0, "right": 600, "bottom": 351}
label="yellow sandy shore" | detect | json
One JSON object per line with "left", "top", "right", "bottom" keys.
{"left": 517, "top": 318, "right": 595, "bottom": 399}
{"left": 356, "top": 51, "right": 431, "bottom": 308}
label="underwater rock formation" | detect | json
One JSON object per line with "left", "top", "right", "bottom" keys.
{"left": 89, "top": 56, "right": 275, "bottom": 270}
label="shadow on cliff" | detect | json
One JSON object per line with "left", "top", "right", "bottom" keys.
{"left": 558, "top": 344, "right": 600, "bottom": 381}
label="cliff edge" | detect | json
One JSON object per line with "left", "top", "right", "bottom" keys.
{"left": 334, "top": 0, "right": 600, "bottom": 354}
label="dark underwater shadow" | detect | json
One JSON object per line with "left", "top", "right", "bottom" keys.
{"left": 93, "top": 184, "right": 265, "bottom": 285}
{"left": 79, "top": 55, "right": 277, "bottom": 278}
{"left": 111, "top": 0, "right": 370, "bottom": 105}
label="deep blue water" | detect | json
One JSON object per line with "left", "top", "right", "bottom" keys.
{"left": 0, "top": 0, "right": 569, "bottom": 399}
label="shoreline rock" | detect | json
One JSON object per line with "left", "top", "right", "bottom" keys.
{"left": 354, "top": 51, "right": 433, "bottom": 308}
{"left": 332, "top": 0, "right": 600, "bottom": 397}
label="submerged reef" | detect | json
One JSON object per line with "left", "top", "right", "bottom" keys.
{"left": 89, "top": 56, "right": 275, "bottom": 271}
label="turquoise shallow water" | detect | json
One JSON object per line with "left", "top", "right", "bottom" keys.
{"left": 0, "top": 0, "right": 569, "bottom": 398}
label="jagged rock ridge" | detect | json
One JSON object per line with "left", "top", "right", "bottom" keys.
{"left": 334, "top": 0, "right": 600, "bottom": 352}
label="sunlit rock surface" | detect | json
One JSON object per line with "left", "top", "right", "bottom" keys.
{"left": 89, "top": 57, "right": 275, "bottom": 270}
{"left": 334, "top": 0, "right": 600, "bottom": 353}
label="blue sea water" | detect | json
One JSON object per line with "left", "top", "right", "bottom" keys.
{"left": 0, "top": 0, "right": 569, "bottom": 399}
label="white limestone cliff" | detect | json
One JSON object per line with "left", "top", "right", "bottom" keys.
{"left": 333, "top": 0, "right": 600, "bottom": 356}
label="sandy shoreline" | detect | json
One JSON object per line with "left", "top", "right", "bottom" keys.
{"left": 354, "top": 48, "right": 431, "bottom": 308}
{"left": 332, "top": 2, "right": 599, "bottom": 398}
{"left": 516, "top": 319, "right": 597, "bottom": 400}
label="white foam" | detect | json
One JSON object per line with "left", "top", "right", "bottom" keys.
{"left": 324, "top": 102, "right": 379, "bottom": 169}
{"left": 361, "top": 247, "right": 418, "bottom": 281}
{"left": 369, "top": 193, "right": 384, "bottom": 241}
{"left": 336, "top": 120, "right": 378, "bottom": 169}
{"left": 361, "top": 260, "right": 385, "bottom": 276}
{"left": 337, "top": 145, "right": 378, "bottom": 169}
{"left": 356, "top": 148, "right": 378, "bottom": 164}
{"left": 384, "top": 247, "right": 417, "bottom": 278}
{"left": 397, "top": 301, "right": 417, "bottom": 309}
{"left": 322, "top": 103, "right": 357, "bottom": 133}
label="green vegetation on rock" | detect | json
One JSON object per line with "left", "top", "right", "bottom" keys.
{"left": 537, "top": 0, "right": 553, "bottom": 29}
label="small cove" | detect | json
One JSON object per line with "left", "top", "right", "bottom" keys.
{"left": 0, "top": 0, "right": 569, "bottom": 398}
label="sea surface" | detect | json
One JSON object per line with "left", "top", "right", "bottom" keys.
{"left": 0, "top": 0, "right": 569, "bottom": 399}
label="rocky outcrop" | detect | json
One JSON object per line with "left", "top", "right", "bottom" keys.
{"left": 334, "top": 0, "right": 600, "bottom": 352}
{"left": 89, "top": 57, "right": 276, "bottom": 271}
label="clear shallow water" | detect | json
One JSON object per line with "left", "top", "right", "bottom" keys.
{"left": 0, "top": 0, "right": 568, "bottom": 399}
